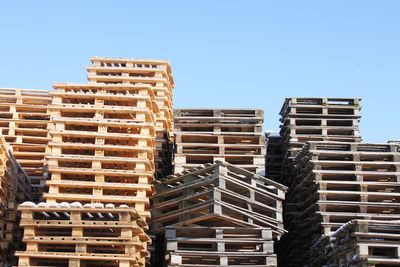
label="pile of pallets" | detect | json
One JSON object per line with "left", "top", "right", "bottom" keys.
{"left": 0, "top": 88, "right": 51, "bottom": 201}
{"left": 173, "top": 109, "right": 265, "bottom": 175}
{"left": 265, "top": 131, "right": 283, "bottom": 181}
{"left": 326, "top": 220, "right": 400, "bottom": 266}
{"left": 0, "top": 135, "right": 31, "bottom": 265}
{"left": 278, "top": 141, "right": 400, "bottom": 266}
{"left": 278, "top": 97, "right": 362, "bottom": 185}
{"left": 43, "top": 82, "right": 157, "bottom": 220}
{"left": 163, "top": 226, "right": 277, "bottom": 266}
{"left": 87, "top": 57, "right": 175, "bottom": 179}
{"left": 14, "top": 57, "right": 175, "bottom": 267}
{"left": 151, "top": 161, "right": 286, "bottom": 266}
{"left": 16, "top": 202, "right": 150, "bottom": 267}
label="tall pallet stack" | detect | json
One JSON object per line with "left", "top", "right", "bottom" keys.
{"left": 0, "top": 135, "right": 31, "bottom": 265}
{"left": 15, "top": 57, "right": 174, "bottom": 267}
{"left": 152, "top": 161, "right": 287, "bottom": 266}
{"left": 278, "top": 97, "right": 362, "bottom": 185}
{"left": 278, "top": 141, "right": 400, "bottom": 266}
{"left": 0, "top": 88, "right": 51, "bottom": 201}
{"left": 173, "top": 109, "right": 265, "bottom": 175}
{"left": 86, "top": 57, "right": 175, "bottom": 265}
{"left": 16, "top": 202, "right": 150, "bottom": 267}
{"left": 86, "top": 57, "right": 175, "bottom": 179}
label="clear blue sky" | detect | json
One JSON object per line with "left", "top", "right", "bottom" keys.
{"left": 1, "top": 1, "right": 399, "bottom": 142}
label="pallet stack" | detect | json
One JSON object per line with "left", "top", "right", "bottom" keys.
{"left": 86, "top": 57, "right": 175, "bottom": 179}
{"left": 326, "top": 220, "right": 400, "bottom": 266}
{"left": 164, "top": 226, "right": 277, "bottom": 267}
{"left": 15, "top": 57, "right": 175, "bottom": 266}
{"left": 16, "top": 202, "right": 150, "bottom": 267}
{"left": 278, "top": 141, "right": 400, "bottom": 266}
{"left": 173, "top": 109, "right": 265, "bottom": 175}
{"left": 0, "top": 135, "right": 31, "bottom": 265}
{"left": 152, "top": 161, "right": 286, "bottom": 266}
{"left": 265, "top": 131, "right": 283, "bottom": 182}
{"left": 0, "top": 88, "right": 51, "bottom": 201}
{"left": 278, "top": 97, "right": 362, "bottom": 185}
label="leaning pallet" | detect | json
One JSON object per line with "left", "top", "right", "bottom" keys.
{"left": 173, "top": 109, "right": 265, "bottom": 175}
{"left": 0, "top": 88, "right": 51, "bottom": 201}
{"left": 16, "top": 202, "right": 150, "bottom": 267}
{"left": 163, "top": 226, "right": 277, "bottom": 267}
{"left": 0, "top": 135, "right": 31, "bottom": 265}
{"left": 278, "top": 141, "right": 400, "bottom": 266}
{"left": 152, "top": 161, "right": 287, "bottom": 238}
{"left": 86, "top": 57, "right": 174, "bottom": 180}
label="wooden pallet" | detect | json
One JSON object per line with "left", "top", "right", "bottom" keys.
{"left": 164, "top": 227, "right": 276, "bottom": 266}
{"left": 280, "top": 97, "right": 361, "bottom": 119}
{"left": 15, "top": 202, "right": 150, "bottom": 267}
{"left": 152, "top": 161, "right": 286, "bottom": 238}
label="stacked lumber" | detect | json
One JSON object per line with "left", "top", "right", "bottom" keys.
{"left": 265, "top": 131, "right": 283, "bottom": 181}
{"left": 0, "top": 88, "right": 51, "bottom": 201}
{"left": 173, "top": 109, "right": 265, "bottom": 175}
{"left": 151, "top": 161, "right": 286, "bottom": 266}
{"left": 163, "top": 226, "right": 277, "bottom": 267}
{"left": 326, "top": 220, "right": 400, "bottom": 266}
{"left": 0, "top": 135, "right": 31, "bottom": 265}
{"left": 86, "top": 57, "right": 174, "bottom": 179}
{"left": 16, "top": 202, "right": 150, "bottom": 267}
{"left": 278, "top": 97, "right": 362, "bottom": 185}
{"left": 278, "top": 141, "right": 400, "bottom": 266}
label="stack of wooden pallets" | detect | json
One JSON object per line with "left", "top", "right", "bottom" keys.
{"left": 15, "top": 57, "right": 174, "bottom": 267}
{"left": 278, "top": 141, "right": 400, "bottom": 266}
{"left": 0, "top": 135, "right": 31, "bottom": 265}
{"left": 265, "top": 131, "right": 283, "bottom": 182}
{"left": 163, "top": 226, "right": 277, "bottom": 267}
{"left": 0, "top": 88, "right": 51, "bottom": 201}
{"left": 326, "top": 220, "right": 400, "bottom": 266}
{"left": 173, "top": 109, "right": 265, "bottom": 175}
{"left": 16, "top": 202, "right": 150, "bottom": 267}
{"left": 87, "top": 57, "right": 175, "bottom": 179}
{"left": 43, "top": 82, "right": 157, "bottom": 220}
{"left": 151, "top": 161, "right": 286, "bottom": 266}
{"left": 278, "top": 97, "right": 362, "bottom": 185}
